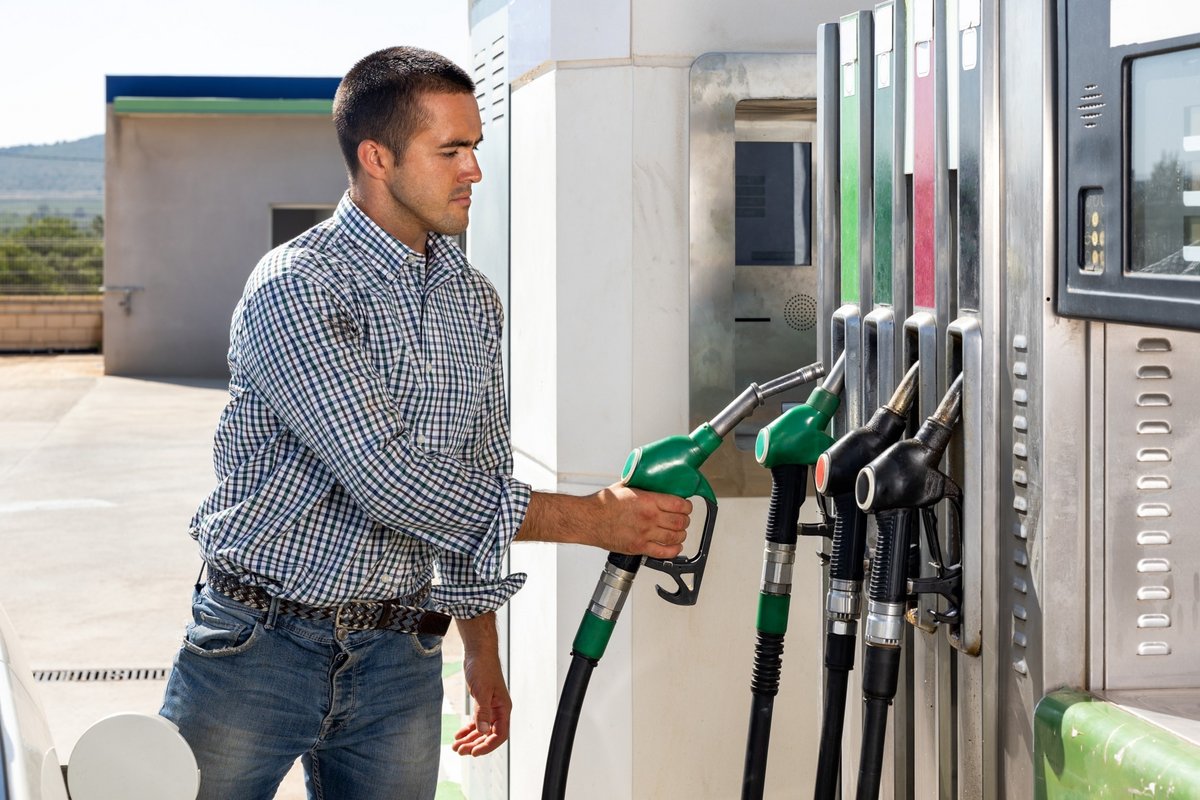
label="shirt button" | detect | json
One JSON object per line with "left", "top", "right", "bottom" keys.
{"left": 426, "top": 362, "right": 434, "bottom": 373}
{"left": 381, "top": 574, "right": 394, "bottom": 585}
{"left": 416, "top": 434, "right": 427, "bottom": 446}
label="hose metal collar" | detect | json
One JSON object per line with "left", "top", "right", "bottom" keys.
{"left": 761, "top": 542, "right": 796, "bottom": 595}
{"left": 865, "top": 600, "right": 906, "bottom": 647}
{"left": 589, "top": 563, "right": 637, "bottom": 621}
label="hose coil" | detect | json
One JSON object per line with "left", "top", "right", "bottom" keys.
{"left": 750, "top": 631, "right": 785, "bottom": 696}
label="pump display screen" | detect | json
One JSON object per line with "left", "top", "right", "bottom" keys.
{"left": 1129, "top": 48, "right": 1200, "bottom": 276}
{"left": 734, "top": 141, "right": 812, "bottom": 266}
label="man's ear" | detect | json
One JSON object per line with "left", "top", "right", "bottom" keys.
{"left": 357, "top": 139, "right": 392, "bottom": 180}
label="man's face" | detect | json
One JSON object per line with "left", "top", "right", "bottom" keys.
{"left": 384, "top": 91, "right": 483, "bottom": 243}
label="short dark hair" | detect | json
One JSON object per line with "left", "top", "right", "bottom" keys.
{"left": 333, "top": 46, "right": 475, "bottom": 176}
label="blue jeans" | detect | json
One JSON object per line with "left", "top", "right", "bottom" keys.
{"left": 160, "top": 585, "right": 444, "bottom": 800}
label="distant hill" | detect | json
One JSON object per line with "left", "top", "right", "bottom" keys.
{"left": 0, "top": 135, "right": 103, "bottom": 194}
{"left": 0, "top": 135, "right": 104, "bottom": 228}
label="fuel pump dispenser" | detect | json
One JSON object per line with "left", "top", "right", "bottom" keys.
{"left": 541, "top": 361, "right": 826, "bottom": 800}
{"left": 740, "top": 353, "right": 846, "bottom": 800}
{"left": 854, "top": 374, "right": 964, "bottom": 800}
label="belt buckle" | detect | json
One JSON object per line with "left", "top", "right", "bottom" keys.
{"left": 335, "top": 601, "right": 384, "bottom": 631}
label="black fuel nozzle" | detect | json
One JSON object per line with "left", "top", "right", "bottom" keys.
{"left": 855, "top": 373, "right": 964, "bottom": 514}
{"left": 814, "top": 362, "right": 920, "bottom": 499}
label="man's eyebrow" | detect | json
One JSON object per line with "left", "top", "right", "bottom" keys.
{"left": 438, "top": 136, "right": 484, "bottom": 148}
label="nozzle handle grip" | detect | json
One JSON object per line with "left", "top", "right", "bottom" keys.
{"left": 766, "top": 464, "right": 808, "bottom": 546}
{"left": 867, "top": 509, "right": 914, "bottom": 605}
{"left": 829, "top": 493, "right": 868, "bottom": 583}
{"left": 643, "top": 497, "right": 718, "bottom": 606}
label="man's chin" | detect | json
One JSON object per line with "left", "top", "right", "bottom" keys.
{"left": 435, "top": 214, "right": 470, "bottom": 237}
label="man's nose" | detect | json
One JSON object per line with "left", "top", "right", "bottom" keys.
{"left": 461, "top": 151, "right": 482, "bottom": 183}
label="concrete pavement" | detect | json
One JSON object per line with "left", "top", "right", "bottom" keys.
{"left": 0, "top": 354, "right": 471, "bottom": 799}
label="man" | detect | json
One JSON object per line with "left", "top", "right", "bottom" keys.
{"left": 160, "top": 46, "right": 692, "bottom": 800}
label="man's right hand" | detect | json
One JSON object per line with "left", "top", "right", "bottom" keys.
{"left": 516, "top": 484, "right": 693, "bottom": 559}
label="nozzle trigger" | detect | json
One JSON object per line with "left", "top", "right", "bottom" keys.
{"left": 642, "top": 497, "right": 718, "bottom": 606}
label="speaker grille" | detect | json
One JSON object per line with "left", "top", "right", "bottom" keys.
{"left": 784, "top": 294, "right": 817, "bottom": 331}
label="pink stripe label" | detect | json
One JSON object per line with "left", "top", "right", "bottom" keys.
{"left": 912, "top": 51, "right": 935, "bottom": 310}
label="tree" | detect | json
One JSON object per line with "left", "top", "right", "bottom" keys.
{"left": 0, "top": 214, "right": 103, "bottom": 294}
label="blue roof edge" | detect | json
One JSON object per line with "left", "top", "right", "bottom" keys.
{"left": 105, "top": 76, "right": 341, "bottom": 103}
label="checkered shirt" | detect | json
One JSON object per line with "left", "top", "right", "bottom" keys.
{"left": 190, "top": 192, "right": 530, "bottom": 618}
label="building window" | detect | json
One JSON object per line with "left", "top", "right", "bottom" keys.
{"left": 271, "top": 206, "right": 335, "bottom": 248}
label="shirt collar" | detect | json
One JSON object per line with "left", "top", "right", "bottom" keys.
{"left": 334, "top": 192, "right": 468, "bottom": 289}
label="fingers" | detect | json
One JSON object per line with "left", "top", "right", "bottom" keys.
{"left": 643, "top": 540, "right": 685, "bottom": 560}
{"left": 450, "top": 717, "right": 510, "bottom": 757}
{"left": 657, "top": 511, "right": 691, "bottom": 532}
{"left": 656, "top": 495, "right": 694, "bottom": 516}
{"left": 451, "top": 691, "right": 511, "bottom": 758}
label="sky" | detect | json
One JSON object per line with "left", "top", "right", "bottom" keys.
{"left": 0, "top": 0, "right": 470, "bottom": 148}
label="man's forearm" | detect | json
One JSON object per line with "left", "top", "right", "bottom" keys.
{"left": 514, "top": 485, "right": 691, "bottom": 559}
{"left": 514, "top": 491, "right": 589, "bottom": 546}
{"left": 457, "top": 610, "right": 500, "bottom": 659}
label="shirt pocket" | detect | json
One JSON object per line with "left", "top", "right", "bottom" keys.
{"left": 439, "top": 352, "right": 494, "bottom": 446}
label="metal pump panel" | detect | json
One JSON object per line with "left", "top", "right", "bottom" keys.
{"left": 689, "top": 52, "right": 821, "bottom": 496}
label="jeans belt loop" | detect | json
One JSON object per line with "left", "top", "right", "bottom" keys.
{"left": 265, "top": 595, "right": 280, "bottom": 631}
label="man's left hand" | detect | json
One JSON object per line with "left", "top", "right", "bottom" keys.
{"left": 451, "top": 613, "right": 512, "bottom": 757}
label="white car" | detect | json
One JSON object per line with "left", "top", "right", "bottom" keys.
{"left": 0, "top": 605, "right": 199, "bottom": 800}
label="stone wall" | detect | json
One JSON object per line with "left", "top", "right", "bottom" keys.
{"left": 0, "top": 295, "right": 102, "bottom": 352}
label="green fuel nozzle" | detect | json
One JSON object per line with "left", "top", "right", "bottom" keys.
{"left": 574, "top": 359, "right": 828, "bottom": 663}
{"left": 614, "top": 359, "right": 826, "bottom": 608}
{"left": 753, "top": 353, "right": 846, "bottom": 469}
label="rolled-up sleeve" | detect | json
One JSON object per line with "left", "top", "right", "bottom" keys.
{"left": 433, "top": 291, "right": 530, "bottom": 617}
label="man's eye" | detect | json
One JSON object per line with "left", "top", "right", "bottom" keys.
{"left": 442, "top": 150, "right": 458, "bottom": 158}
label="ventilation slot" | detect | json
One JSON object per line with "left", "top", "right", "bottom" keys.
{"left": 1137, "top": 365, "right": 1172, "bottom": 380}
{"left": 1138, "top": 337, "right": 1172, "bottom": 352}
{"left": 1079, "top": 84, "right": 1105, "bottom": 129}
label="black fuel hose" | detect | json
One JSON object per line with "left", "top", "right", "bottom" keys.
{"left": 542, "top": 652, "right": 599, "bottom": 800}
{"left": 742, "top": 463, "right": 808, "bottom": 800}
{"left": 813, "top": 491, "right": 867, "bottom": 799}
{"left": 855, "top": 508, "right": 912, "bottom": 800}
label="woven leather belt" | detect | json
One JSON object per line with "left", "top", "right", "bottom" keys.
{"left": 207, "top": 570, "right": 451, "bottom": 637}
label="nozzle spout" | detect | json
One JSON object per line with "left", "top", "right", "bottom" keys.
{"left": 820, "top": 352, "right": 847, "bottom": 395}
{"left": 758, "top": 360, "right": 827, "bottom": 398}
{"left": 933, "top": 373, "right": 964, "bottom": 428}
{"left": 709, "top": 360, "right": 825, "bottom": 438}
{"left": 885, "top": 362, "right": 921, "bottom": 416}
